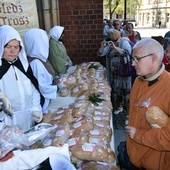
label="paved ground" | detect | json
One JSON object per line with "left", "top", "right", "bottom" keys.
{"left": 135, "top": 27, "right": 169, "bottom": 38}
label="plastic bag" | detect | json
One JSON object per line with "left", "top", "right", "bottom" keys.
{"left": 0, "top": 126, "right": 28, "bottom": 159}
{"left": 139, "top": 97, "right": 151, "bottom": 108}
{"left": 0, "top": 123, "right": 53, "bottom": 159}
{"left": 24, "top": 123, "right": 53, "bottom": 146}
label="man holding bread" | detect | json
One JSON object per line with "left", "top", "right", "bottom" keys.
{"left": 125, "top": 38, "right": 170, "bottom": 170}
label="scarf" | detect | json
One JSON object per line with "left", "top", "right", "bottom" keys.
{"left": 0, "top": 58, "right": 44, "bottom": 106}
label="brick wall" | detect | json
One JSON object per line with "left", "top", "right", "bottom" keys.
{"left": 59, "top": 0, "right": 104, "bottom": 65}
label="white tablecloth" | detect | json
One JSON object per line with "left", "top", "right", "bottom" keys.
{"left": 48, "top": 94, "right": 76, "bottom": 113}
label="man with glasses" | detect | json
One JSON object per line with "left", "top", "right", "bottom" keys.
{"left": 125, "top": 38, "right": 170, "bottom": 170}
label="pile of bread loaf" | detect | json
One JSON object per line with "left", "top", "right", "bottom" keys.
{"left": 40, "top": 62, "right": 119, "bottom": 169}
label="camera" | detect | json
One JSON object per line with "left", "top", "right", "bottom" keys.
{"left": 104, "top": 41, "right": 113, "bottom": 46}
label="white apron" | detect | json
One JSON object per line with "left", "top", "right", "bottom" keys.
{"left": 5, "top": 110, "right": 34, "bottom": 132}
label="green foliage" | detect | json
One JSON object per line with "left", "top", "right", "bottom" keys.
{"left": 88, "top": 63, "right": 99, "bottom": 69}
{"left": 104, "top": 0, "right": 141, "bottom": 18}
{"left": 104, "top": 0, "right": 121, "bottom": 18}
{"left": 37, "top": 140, "right": 44, "bottom": 148}
{"left": 88, "top": 93, "right": 105, "bottom": 106}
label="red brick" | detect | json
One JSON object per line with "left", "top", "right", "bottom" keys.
{"left": 59, "top": 0, "right": 103, "bottom": 65}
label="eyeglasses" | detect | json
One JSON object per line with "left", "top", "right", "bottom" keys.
{"left": 132, "top": 53, "right": 153, "bottom": 63}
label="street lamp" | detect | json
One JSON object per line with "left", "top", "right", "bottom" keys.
{"left": 124, "top": 0, "right": 127, "bottom": 20}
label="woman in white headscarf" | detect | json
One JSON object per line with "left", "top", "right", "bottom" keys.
{"left": 24, "top": 28, "right": 57, "bottom": 113}
{"left": 0, "top": 25, "right": 43, "bottom": 131}
{"left": 48, "top": 26, "right": 72, "bottom": 76}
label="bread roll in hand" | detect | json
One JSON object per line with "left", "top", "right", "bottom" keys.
{"left": 145, "top": 106, "right": 169, "bottom": 128}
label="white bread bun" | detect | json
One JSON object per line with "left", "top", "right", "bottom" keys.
{"left": 50, "top": 113, "right": 74, "bottom": 124}
{"left": 70, "top": 129, "right": 89, "bottom": 138}
{"left": 89, "top": 128, "right": 112, "bottom": 142}
{"left": 70, "top": 84, "right": 88, "bottom": 97}
{"left": 63, "top": 75, "right": 76, "bottom": 86}
{"left": 58, "top": 87, "right": 69, "bottom": 97}
{"left": 145, "top": 106, "right": 169, "bottom": 128}
{"left": 93, "top": 116, "right": 110, "bottom": 126}
{"left": 53, "top": 76, "right": 67, "bottom": 85}
{"left": 72, "top": 100, "right": 89, "bottom": 117}
{"left": 71, "top": 117, "right": 93, "bottom": 131}
{"left": 51, "top": 122, "right": 70, "bottom": 146}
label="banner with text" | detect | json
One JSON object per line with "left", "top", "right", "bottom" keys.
{"left": 0, "top": 0, "right": 39, "bottom": 36}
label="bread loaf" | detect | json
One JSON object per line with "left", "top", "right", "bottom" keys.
{"left": 145, "top": 106, "right": 169, "bottom": 128}
{"left": 70, "top": 128, "right": 89, "bottom": 138}
{"left": 81, "top": 161, "right": 120, "bottom": 170}
{"left": 65, "top": 75, "right": 76, "bottom": 86}
{"left": 53, "top": 75, "right": 76, "bottom": 87}
{"left": 51, "top": 106, "right": 73, "bottom": 120}
{"left": 67, "top": 134, "right": 89, "bottom": 151}
{"left": 58, "top": 86, "right": 69, "bottom": 97}
{"left": 70, "top": 84, "right": 88, "bottom": 97}
{"left": 78, "top": 91, "right": 91, "bottom": 100}
{"left": 93, "top": 116, "right": 110, "bottom": 126}
{"left": 51, "top": 113, "right": 74, "bottom": 124}
{"left": 71, "top": 117, "right": 93, "bottom": 131}
{"left": 89, "top": 128, "right": 112, "bottom": 142}
{"left": 88, "top": 136, "right": 109, "bottom": 146}
{"left": 72, "top": 100, "right": 89, "bottom": 117}
{"left": 51, "top": 122, "right": 70, "bottom": 146}
{"left": 71, "top": 143, "right": 115, "bottom": 162}
{"left": 53, "top": 76, "right": 67, "bottom": 86}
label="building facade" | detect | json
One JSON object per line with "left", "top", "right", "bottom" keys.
{"left": 137, "top": 0, "right": 170, "bottom": 27}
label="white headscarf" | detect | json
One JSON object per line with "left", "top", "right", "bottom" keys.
{"left": 24, "top": 28, "right": 49, "bottom": 62}
{"left": 49, "top": 25, "right": 64, "bottom": 43}
{"left": 0, "top": 25, "right": 28, "bottom": 71}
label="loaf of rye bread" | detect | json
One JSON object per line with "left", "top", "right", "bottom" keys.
{"left": 145, "top": 106, "right": 169, "bottom": 128}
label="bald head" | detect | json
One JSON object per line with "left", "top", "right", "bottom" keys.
{"left": 133, "top": 38, "right": 164, "bottom": 63}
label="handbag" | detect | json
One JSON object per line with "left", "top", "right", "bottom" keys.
{"left": 119, "top": 50, "right": 132, "bottom": 77}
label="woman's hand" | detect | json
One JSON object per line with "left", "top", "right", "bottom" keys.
{"left": 32, "top": 110, "right": 43, "bottom": 123}
{"left": 68, "top": 60, "right": 73, "bottom": 66}
{"left": 99, "top": 41, "right": 105, "bottom": 53}
{"left": 110, "top": 41, "right": 116, "bottom": 49}
{"left": 101, "top": 41, "right": 105, "bottom": 48}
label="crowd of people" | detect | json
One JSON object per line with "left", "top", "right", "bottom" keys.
{"left": 102, "top": 19, "right": 170, "bottom": 170}
{"left": 1, "top": 19, "right": 170, "bottom": 169}
{"left": 101, "top": 19, "right": 170, "bottom": 114}
{"left": 100, "top": 19, "right": 141, "bottom": 116}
